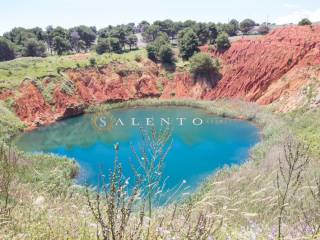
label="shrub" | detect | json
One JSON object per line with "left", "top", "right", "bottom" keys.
{"left": 146, "top": 34, "right": 173, "bottom": 64}
{"left": 22, "top": 38, "right": 46, "bottom": 57}
{"left": 126, "top": 34, "right": 138, "bottom": 50}
{"left": 108, "top": 37, "right": 122, "bottom": 53}
{"left": 53, "top": 36, "right": 71, "bottom": 55}
{"left": 0, "top": 37, "right": 15, "bottom": 61}
{"left": 215, "top": 32, "right": 231, "bottom": 51}
{"left": 96, "top": 38, "right": 110, "bottom": 55}
{"left": 189, "top": 53, "right": 217, "bottom": 79}
{"left": 194, "top": 22, "right": 210, "bottom": 45}
{"left": 178, "top": 28, "right": 199, "bottom": 60}
{"left": 240, "top": 18, "right": 256, "bottom": 34}
{"left": 146, "top": 44, "right": 157, "bottom": 61}
{"left": 158, "top": 44, "right": 174, "bottom": 64}
{"left": 299, "top": 18, "right": 312, "bottom": 26}
{"left": 89, "top": 57, "right": 96, "bottom": 66}
{"left": 134, "top": 54, "right": 142, "bottom": 62}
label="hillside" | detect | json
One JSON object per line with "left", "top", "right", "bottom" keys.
{"left": 202, "top": 25, "right": 320, "bottom": 111}
{"left": 0, "top": 25, "right": 320, "bottom": 128}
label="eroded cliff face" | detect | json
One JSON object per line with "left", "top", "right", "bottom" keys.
{"left": 9, "top": 60, "right": 169, "bottom": 129}
{"left": 2, "top": 25, "right": 320, "bottom": 129}
{"left": 201, "top": 25, "right": 320, "bottom": 109}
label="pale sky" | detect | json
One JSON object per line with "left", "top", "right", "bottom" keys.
{"left": 1, "top": 0, "right": 320, "bottom": 34}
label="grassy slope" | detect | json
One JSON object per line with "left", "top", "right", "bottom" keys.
{"left": 0, "top": 102, "right": 25, "bottom": 141}
{"left": 0, "top": 51, "right": 319, "bottom": 239}
{"left": 0, "top": 49, "right": 147, "bottom": 90}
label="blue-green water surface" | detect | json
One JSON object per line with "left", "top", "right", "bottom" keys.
{"left": 15, "top": 107, "right": 259, "bottom": 193}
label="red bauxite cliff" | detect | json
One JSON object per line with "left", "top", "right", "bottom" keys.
{"left": 3, "top": 25, "right": 320, "bottom": 128}
{"left": 201, "top": 25, "right": 320, "bottom": 104}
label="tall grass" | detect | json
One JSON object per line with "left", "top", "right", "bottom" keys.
{"left": 0, "top": 99, "right": 319, "bottom": 239}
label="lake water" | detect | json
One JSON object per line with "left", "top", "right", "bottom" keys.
{"left": 15, "top": 107, "right": 259, "bottom": 198}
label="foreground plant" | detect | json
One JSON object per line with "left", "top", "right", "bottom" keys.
{"left": 130, "top": 127, "right": 172, "bottom": 218}
{"left": 85, "top": 128, "right": 224, "bottom": 240}
{"left": 85, "top": 143, "right": 145, "bottom": 240}
{"left": 276, "top": 138, "right": 310, "bottom": 239}
{"left": 299, "top": 176, "right": 320, "bottom": 238}
{"left": 0, "top": 144, "right": 17, "bottom": 219}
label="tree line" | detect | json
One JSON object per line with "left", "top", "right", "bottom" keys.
{"left": 0, "top": 19, "right": 262, "bottom": 62}
{"left": 2, "top": 17, "right": 313, "bottom": 62}
{"left": 0, "top": 25, "right": 97, "bottom": 60}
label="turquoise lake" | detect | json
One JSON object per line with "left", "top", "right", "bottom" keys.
{"left": 15, "top": 107, "right": 259, "bottom": 196}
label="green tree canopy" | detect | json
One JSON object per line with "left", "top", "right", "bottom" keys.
{"left": 70, "top": 25, "right": 97, "bottom": 50}
{"left": 143, "top": 24, "right": 160, "bottom": 42}
{"left": 108, "top": 37, "right": 122, "bottom": 53}
{"left": 23, "top": 39, "right": 46, "bottom": 57}
{"left": 154, "top": 19, "right": 177, "bottom": 40}
{"left": 208, "top": 23, "right": 218, "bottom": 44}
{"left": 240, "top": 19, "right": 256, "bottom": 34}
{"left": 189, "top": 52, "right": 218, "bottom": 81}
{"left": 217, "top": 20, "right": 239, "bottom": 36}
{"left": 193, "top": 23, "right": 209, "bottom": 45}
{"left": 158, "top": 44, "right": 175, "bottom": 64}
{"left": 96, "top": 38, "right": 111, "bottom": 54}
{"left": 126, "top": 34, "right": 138, "bottom": 50}
{"left": 216, "top": 32, "right": 231, "bottom": 51}
{"left": 0, "top": 37, "right": 15, "bottom": 61}
{"left": 298, "top": 18, "right": 312, "bottom": 26}
{"left": 146, "top": 44, "right": 157, "bottom": 61}
{"left": 178, "top": 28, "right": 199, "bottom": 60}
{"left": 53, "top": 36, "right": 71, "bottom": 55}
{"left": 137, "top": 21, "right": 150, "bottom": 33}
{"left": 146, "top": 33, "right": 171, "bottom": 62}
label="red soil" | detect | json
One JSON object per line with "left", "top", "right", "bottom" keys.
{"left": 3, "top": 25, "right": 320, "bottom": 129}
{"left": 201, "top": 25, "right": 320, "bottom": 104}
{"left": 14, "top": 81, "right": 54, "bottom": 127}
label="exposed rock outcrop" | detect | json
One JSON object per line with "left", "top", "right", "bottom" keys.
{"left": 2, "top": 25, "right": 320, "bottom": 129}
{"left": 202, "top": 25, "right": 320, "bottom": 107}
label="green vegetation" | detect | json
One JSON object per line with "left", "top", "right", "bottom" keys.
{"left": 0, "top": 97, "right": 319, "bottom": 239}
{"left": 207, "top": 22, "right": 218, "bottom": 43}
{"left": 1, "top": 18, "right": 272, "bottom": 64}
{"left": 299, "top": 18, "right": 312, "bottom": 26}
{"left": 215, "top": 19, "right": 240, "bottom": 37}
{"left": 126, "top": 34, "right": 138, "bottom": 50}
{"left": 193, "top": 22, "right": 210, "bottom": 45}
{"left": 189, "top": 53, "right": 218, "bottom": 79}
{"left": 0, "top": 102, "right": 25, "bottom": 142}
{"left": 215, "top": 32, "right": 231, "bottom": 51}
{"left": 177, "top": 28, "right": 199, "bottom": 60}
{"left": 22, "top": 38, "right": 46, "bottom": 57}
{"left": 97, "top": 24, "right": 137, "bottom": 53}
{"left": 146, "top": 44, "right": 157, "bottom": 61}
{"left": 146, "top": 33, "right": 175, "bottom": 64}
{"left": 0, "top": 49, "right": 146, "bottom": 90}
{"left": 240, "top": 18, "right": 256, "bottom": 34}
{"left": 158, "top": 44, "right": 175, "bottom": 64}
{"left": 53, "top": 35, "right": 72, "bottom": 55}
{"left": 0, "top": 37, "right": 15, "bottom": 61}
{"left": 2, "top": 26, "right": 96, "bottom": 58}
